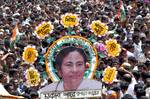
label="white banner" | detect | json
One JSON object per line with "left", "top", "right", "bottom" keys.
{"left": 40, "top": 89, "right": 102, "bottom": 99}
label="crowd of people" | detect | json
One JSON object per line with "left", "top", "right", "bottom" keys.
{"left": 0, "top": 0, "right": 150, "bottom": 99}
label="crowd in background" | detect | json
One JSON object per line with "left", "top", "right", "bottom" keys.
{"left": 0, "top": 0, "right": 150, "bottom": 99}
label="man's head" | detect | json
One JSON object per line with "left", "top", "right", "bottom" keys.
{"left": 128, "top": 56, "right": 137, "bottom": 68}
{"left": 30, "top": 91, "right": 39, "bottom": 99}
{"left": 122, "top": 94, "right": 135, "bottom": 99}
{"left": 123, "top": 74, "right": 132, "bottom": 83}
{"left": 5, "top": 54, "right": 16, "bottom": 68}
{"left": 133, "top": 34, "right": 140, "bottom": 44}
{"left": 120, "top": 81, "right": 129, "bottom": 93}
{"left": 135, "top": 88, "right": 146, "bottom": 98}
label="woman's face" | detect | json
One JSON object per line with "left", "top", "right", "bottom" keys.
{"left": 59, "top": 51, "right": 85, "bottom": 91}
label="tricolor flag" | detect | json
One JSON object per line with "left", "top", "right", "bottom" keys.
{"left": 117, "top": 0, "right": 126, "bottom": 22}
{"left": 11, "top": 24, "right": 19, "bottom": 42}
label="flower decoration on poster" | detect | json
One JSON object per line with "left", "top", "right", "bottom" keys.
{"left": 22, "top": 45, "right": 38, "bottom": 64}
{"left": 35, "top": 21, "right": 53, "bottom": 39}
{"left": 25, "top": 67, "right": 40, "bottom": 87}
{"left": 61, "top": 13, "right": 79, "bottom": 27}
{"left": 105, "top": 39, "right": 121, "bottom": 57}
{"left": 45, "top": 36, "right": 98, "bottom": 82}
{"left": 90, "top": 20, "right": 108, "bottom": 36}
{"left": 94, "top": 42, "right": 108, "bottom": 58}
{"left": 102, "top": 66, "right": 117, "bottom": 84}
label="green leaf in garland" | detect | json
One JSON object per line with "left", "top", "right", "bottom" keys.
{"left": 88, "top": 35, "right": 97, "bottom": 43}
{"left": 91, "top": 38, "right": 96, "bottom": 43}
{"left": 70, "top": 31, "right": 76, "bottom": 35}
{"left": 84, "top": 69, "right": 91, "bottom": 78}
{"left": 47, "top": 37, "right": 55, "bottom": 43}
{"left": 41, "top": 71, "right": 47, "bottom": 79}
{"left": 95, "top": 70, "right": 100, "bottom": 78}
{"left": 66, "top": 27, "right": 76, "bottom": 35}
{"left": 98, "top": 52, "right": 105, "bottom": 58}
{"left": 66, "top": 26, "right": 73, "bottom": 35}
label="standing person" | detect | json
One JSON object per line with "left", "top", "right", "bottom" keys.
{"left": 132, "top": 34, "right": 146, "bottom": 63}
{"left": 39, "top": 46, "right": 102, "bottom": 92}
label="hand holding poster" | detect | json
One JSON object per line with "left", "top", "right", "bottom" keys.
{"left": 102, "top": 66, "right": 117, "bottom": 84}
{"left": 105, "top": 39, "right": 121, "bottom": 57}
{"left": 22, "top": 45, "right": 38, "bottom": 64}
{"left": 25, "top": 67, "right": 40, "bottom": 87}
{"left": 61, "top": 13, "right": 79, "bottom": 27}
{"left": 35, "top": 21, "right": 53, "bottom": 39}
{"left": 90, "top": 20, "right": 108, "bottom": 36}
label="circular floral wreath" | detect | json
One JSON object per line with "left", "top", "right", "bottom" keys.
{"left": 45, "top": 36, "right": 98, "bottom": 82}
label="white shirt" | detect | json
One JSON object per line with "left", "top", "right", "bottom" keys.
{"left": 120, "top": 77, "right": 137, "bottom": 99}
{"left": 133, "top": 41, "right": 146, "bottom": 62}
{"left": 127, "top": 51, "right": 135, "bottom": 58}
{"left": 146, "top": 87, "right": 150, "bottom": 99}
{"left": 126, "top": 77, "right": 137, "bottom": 98}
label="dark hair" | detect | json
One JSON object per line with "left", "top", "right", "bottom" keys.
{"left": 55, "top": 46, "right": 87, "bottom": 70}
{"left": 120, "top": 81, "right": 129, "bottom": 91}
{"left": 136, "top": 88, "right": 146, "bottom": 98}
{"left": 138, "top": 96, "right": 149, "bottom": 99}
{"left": 30, "top": 91, "right": 38, "bottom": 98}
{"left": 123, "top": 74, "right": 132, "bottom": 83}
{"left": 145, "top": 60, "right": 150, "bottom": 67}
{"left": 4, "top": 83, "right": 13, "bottom": 91}
{"left": 111, "top": 85, "right": 121, "bottom": 92}
{"left": 121, "top": 94, "right": 135, "bottom": 99}
{"left": 0, "top": 71, "right": 4, "bottom": 82}
{"left": 128, "top": 57, "right": 137, "bottom": 63}
{"left": 134, "top": 83, "right": 144, "bottom": 93}
{"left": 141, "top": 72, "right": 150, "bottom": 83}
{"left": 138, "top": 63, "right": 145, "bottom": 68}
{"left": 132, "top": 70, "right": 141, "bottom": 81}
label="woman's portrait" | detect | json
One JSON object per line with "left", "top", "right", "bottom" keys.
{"left": 39, "top": 46, "right": 102, "bottom": 93}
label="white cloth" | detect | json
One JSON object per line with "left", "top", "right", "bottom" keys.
{"left": 126, "top": 77, "right": 137, "bottom": 98}
{"left": 120, "top": 77, "right": 137, "bottom": 99}
{"left": 0, "top": 83, "right": 24, "bottom": 98}
{"left": 133, "top": 66, "right": 138, "bottom": 71}
{"left": 0, "top": 83, "right": 11, "bottom": 95}
{"left": 39, "top": 79, "right": 102, "bottom": 93}
{"left": 133, "top": 41, "right": 146, "bottom": 62}
{"left": 146, "top": 87, "right": 150, "bottom": 99}
{"left": 127, "top": 51, "right": 135, "bottom": 58}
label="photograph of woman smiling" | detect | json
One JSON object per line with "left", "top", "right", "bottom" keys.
{"left": 39, "top": 46, "right": 102, "bottom": 92}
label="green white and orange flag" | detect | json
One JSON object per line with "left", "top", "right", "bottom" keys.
{"left": 11, "top": 24, "right": 19, "bottom": 42}
{"left": 117, "top": 0, "right": 126, "bottom": 22}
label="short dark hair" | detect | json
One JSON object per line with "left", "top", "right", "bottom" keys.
{"left": 55, "top": 46, "right": 87, "bottom": 70}
{"left": 120, "top": 81, "right": 129, "bottom": 91}
{"left": 0, "top": 71, "right": 4, "bottom": 82}
{"left": 123, "top": 74, "right": 132, "bottom": 83}
{"left": 138, "top": 96, "right": 149, "bottom": 99}
{"left": 128, "top": 57, "right": 137, "bottom": 63}
{"left": 121, "top": 94, "right": 134, "bottom": 99}
{"left": 135, "top": 88, "right": 146, "bottom": 98}
{"left": 134, "top": 83, "right": 144, "bottom": 92}
{"left": 30, "top": 91, "right": 38, "bottom": 98}
{"left": 132, "top": 70, "right": 141, "bottom": 81}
